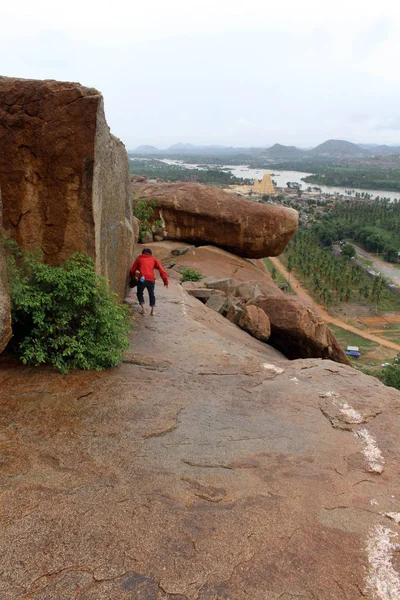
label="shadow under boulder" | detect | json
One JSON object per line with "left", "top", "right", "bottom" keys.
{"left": 249, "top": 295, "right": 351, "bottom": 365}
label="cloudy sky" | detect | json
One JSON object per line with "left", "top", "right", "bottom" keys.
{"left": 1, "top": 0, "right": 400, "bottom": 149}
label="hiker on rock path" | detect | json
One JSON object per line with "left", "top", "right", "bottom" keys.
{"left": 130, "top": 248, "right": 168, "bottom": 316}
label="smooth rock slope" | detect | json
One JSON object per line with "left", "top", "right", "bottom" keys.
{"left": 0, "top": 76, "right": 134, "bottom": 299}
{"left": 1, "top": 277, "right": 399, "bottom": 599}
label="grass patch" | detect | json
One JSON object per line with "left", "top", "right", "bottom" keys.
{"left": 380, "top": 332, "right": 400, "bottom": 344}
{"left": 328, "top": 324, "right": 377, "bottom": 351}
{"left": 263, "top": 258, "right": 293, "bottom": 292}
{"left": 329, "top": 323, "right": 397, "bottom": 367}
{"left": 356, "top": 255, "right": 373, "bottom": 267}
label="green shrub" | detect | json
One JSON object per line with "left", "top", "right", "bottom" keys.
{"left": 4, "top": 241, "right": 131, "bottom": 374}
{"left": 132, "top": 195, "right": 163, "bottom": 241}
{"left": 180, "top": 267, "right": 203, "bottom": 283}
{"left": 379, "top": 365, "right": 400, "bottom": 391}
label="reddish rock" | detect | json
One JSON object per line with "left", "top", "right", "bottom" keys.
{"left": 131, "top": 181, "right": 298, "bottom": 258}
{"left": 0, "top": 279, "right": 399, "bottom": 599}
{"left": 0, "top": 190, "right": 11, "bottom": 353}
{"left": 0, "top": 77, "right": 134, "bottom": 299}
{"left": 131, "top": 175, "right": 148, "bottom": 183}
{"left": 238, "top": 305, "right": 271, "bottom": 342}
{"left": 251, "top": 295, "right": 351, "bottom": 365}
{"left": 170, "top": 245, "right": 284, "bottom": 297}
{"left": 234, "top": 280, "right": 262, "bottom": 303}
{"left": 203, "top": 276, "right": 236, "bottom": 294}
{"left": 224, "top": 297, "right": 244, "bottom": 324}
{"left": 205, "top": 291, "right": 226, "bottom": 313}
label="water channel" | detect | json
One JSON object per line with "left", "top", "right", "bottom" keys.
{"left": 161, "top": 159, "right": 400, "bottom": 202}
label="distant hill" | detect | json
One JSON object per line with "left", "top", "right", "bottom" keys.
{"left": 131, "top": 139, "right": 399, "bottom": 161}
{"left": 308, "top": 139, "right": 370, "bottom": 158}
{"left": 134, "top": 145, "right": 160, "bottom": 154}
{"left": 168, "top": 143, "right": 197, "bottom": 151}
{"left": 370, "top": 145, "right": 400, "bottom": 156}
{"left": 263, "top": 143, "right": 306, "bottom": 160}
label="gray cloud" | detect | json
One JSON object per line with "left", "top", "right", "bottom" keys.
{"left": 0, "top": 2, "right": 399, "bottom": 148}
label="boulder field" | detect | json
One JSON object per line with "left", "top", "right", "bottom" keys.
{"left": 0, "top": 76, "right": 134, "bottom": 300}
{"left": 1, "top": 275, "right": 400, "bottom": 599}
{"left": 131, "top": 181, "right": 298, "bottom": 258}
{"left": 143, "top": 242, "right": 350, "bottom": 365}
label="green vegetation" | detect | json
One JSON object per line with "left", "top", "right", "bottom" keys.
{"left": 302, "top": 166, "right": 400, "bottom": 193}
{"left": 356, "top": 255, "right": 373, "bottom": 267}
{"left": 5, "top": 241, "right": 131, "bottom": 374}
{"left": 316, "top": 198, "right": 400, "bottom": 261}
{"left": 284, "top": 229, "right": 400, "bottom": 311}
{"left": 131, "top": 195, "right": 163, "bottom": 241}
{"left": 341, "top": 243, "right": 356, "bottom": 259}
{"left": 362, "top": 360, "right": 400, "bottom": 391}
{"left": 328, "top": 324, "right": 380, "bottom": 367}
{"left": 328, "top": 324, "right": 377, "bottom": 352}
{"left": 263, "top": 257, "right": 292, "bottom": 291}
{"left": 378, "top": 363, "right": 400, "bottom": 390}
{"left": 129, "top": 159, "right": 251, "bottom": 186}
{"left": 179, "top": 267, "right": 203, "bottom": 283}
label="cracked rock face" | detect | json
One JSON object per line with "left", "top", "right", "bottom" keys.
{"left": 1, "top": 280, "right": 400, "bottom": 599}
{"left": 131, "top": 181, "right": 298, "bottom": 258}
{"left": 0, "top": 76, "right": 134, "bottom": 299}
{"left": 0, "top": 189, "right": 11, "bottom": 353}
{"left": 250, "top": 295, "right": 351, "bottom": 365}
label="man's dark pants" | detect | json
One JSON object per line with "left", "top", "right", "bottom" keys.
{"left": 137, "top": 280, "right": 156, "bottom": 307}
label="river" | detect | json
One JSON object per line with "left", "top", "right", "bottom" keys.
{"left": 160, "top": 159, "right": 400, "bottom": 202}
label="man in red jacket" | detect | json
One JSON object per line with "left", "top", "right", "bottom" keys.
{"left": 130, "top": 248, "right": 168, "bottom": 316}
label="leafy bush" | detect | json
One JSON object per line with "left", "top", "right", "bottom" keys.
{"left": 5, "top": 241, "right": 131, "bottom": 373}
{"left": 180, "top": 267, "right": 203, "bottom": 283}
{"left": 341, "top": 243, "right": 356, "bottom": 259}
{"left": 377, "top": 364, "right": 400, "bottom": 391}
{"left": 132, "top": 195, "right": 163, "bottom": 241}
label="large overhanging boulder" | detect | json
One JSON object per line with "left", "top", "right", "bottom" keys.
{"left": 250, "top": 295, "right": 351, "bottom": 365}
{"left": 0, "top": 189, "right": 11, "bottom": 353}
{"left": 131, "top": 181, "right": 298, "bottom": 258}
{"left": 0, "top": 77, "right": 134, "bottom": 299}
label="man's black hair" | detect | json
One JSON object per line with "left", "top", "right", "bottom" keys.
{"left": 142, "top": 248, "right": 152, "bottom": 255}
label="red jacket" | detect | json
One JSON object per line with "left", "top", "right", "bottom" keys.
{"left": 130, "top": 254, "right": 168, "bottom": 285}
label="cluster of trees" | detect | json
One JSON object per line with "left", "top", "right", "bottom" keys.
{"left": 377, "top": 362, "right": 400, "bottom": 390}
{"left": 302, "top": 166, "right": 400, "bottom": 192}
{"left": 314, "top": 199, "right": 400, "bottom": 261}
{"left": 129, "top": 159, "right": 251, "bottom": 186}
{"left": 286, "top": 230, "right": 387, "bottom": 308}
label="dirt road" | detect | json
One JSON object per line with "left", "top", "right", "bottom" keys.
{"left": 269, "top": 256, "right": 400, "bottom": 352}
{"left": 354, "top": 244, "right": 400, "bottom": 286}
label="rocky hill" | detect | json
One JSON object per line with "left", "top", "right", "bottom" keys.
{"left": 135, "top": 144, "right": 160, "bottom": 154}
{"left": 308, "top": 138, "right": 371, "bottom": 158}
{"left": 1, "top": 77, "right": 400, "bottom": 599}
{"left": 262, "top": 143, "right": 306, "bottom": 160}
{"left": 131, "top": 139, "right": 400, "bottom": 160}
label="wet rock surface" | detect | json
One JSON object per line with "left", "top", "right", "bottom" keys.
{"left": 0, "top": 76, "right": 134, "bottom": 299}
{"left": 131, "top": 181, "right": 298, "bottom": 258}
{"left": 1, "top": 280, "right": 400, "bottom": 599}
